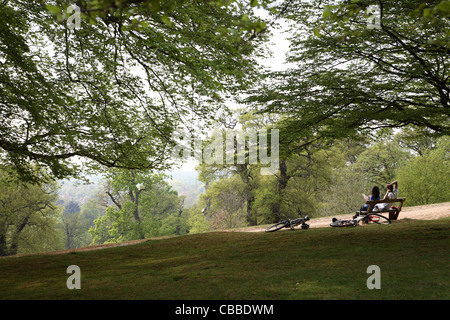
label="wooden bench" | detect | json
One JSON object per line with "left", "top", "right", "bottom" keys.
{"left": 359, "top": 197, "right": 406, "bottom": 220}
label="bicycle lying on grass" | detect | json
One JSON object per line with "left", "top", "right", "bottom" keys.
{"left": 330, "top": 212, "right": 391, "bottom": 227}
{"left": 265, "top": 214, "right": 310, "bottom": 232}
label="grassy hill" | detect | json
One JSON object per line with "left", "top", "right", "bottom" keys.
{"left": 0, "top": 217, "right": 448, "bottom": 300}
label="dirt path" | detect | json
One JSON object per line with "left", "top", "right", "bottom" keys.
{"left": 4, "top": 202, "right": 450, "bottom": 258}
{"left": 234, "top": 201, "right": 450, "bottom": 232}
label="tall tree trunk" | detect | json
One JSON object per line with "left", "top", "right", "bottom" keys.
{"left": 0, "top": 234, "right": 7, "bottom": 256}
{"left": 128, "top": 172, "right": 145, "bottom": 239}
{"left": 246, "top": 194, "right": 256, "bottom": 226}
{"left": 236, "top": 164, "right": 257, "bottom": 226}
{"left": 8, "top": 216, "right": 30, "bottom": 256}
{"left": 271, "top": 159, "right": 290, "bottom": 223}
{"left": 129, "top": 194, "right": 144, "bottom": 239}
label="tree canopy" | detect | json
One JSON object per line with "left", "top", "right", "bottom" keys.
{"left": 0, "top": 0, "right": 272, "bottom": 182}
{"left": 247, "top": 0, "right": 450, "bottom": 153}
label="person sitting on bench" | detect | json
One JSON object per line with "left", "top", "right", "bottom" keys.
{"left": 359, "top": 186, "right": 381, "bottom": 212}
{"left": 374, "top": 180, "right": 398, "bottom": 212}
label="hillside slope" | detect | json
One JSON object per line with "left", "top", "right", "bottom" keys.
{"left": 0, "top": 216, "right": 448, "bottom": 300}
{"left": 2, "top": 201, "right": 450, "bottom": 258}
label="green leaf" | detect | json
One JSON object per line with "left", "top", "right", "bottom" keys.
{"left": 436, "top": 0, "right": 450, "bottom": 12}
{"left": 160, "top": 15, "right": 173, "bottom": 26}
{"left": 140, "top": 21, "right": 150, "bottom": 29}
{"left": 313, "top": 26, "right": 322, "bottom": 37}
{"left": 46, "top": 5, "right": 61, "bottom": 15}
{"left": 323, "top": 6, "right": 333, "bottom": 19}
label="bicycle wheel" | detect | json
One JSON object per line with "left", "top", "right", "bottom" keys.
{"left": 265, "top": 221, "right": 289, "bottom": 232}
{"left": 365, "top": 214, "right": 391, "bottom": 225}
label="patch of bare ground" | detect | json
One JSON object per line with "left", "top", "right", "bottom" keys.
{"left": 232, "top": 201, "right": 450, "bottom": 232}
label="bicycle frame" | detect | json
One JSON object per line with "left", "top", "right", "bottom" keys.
{"left": 352, "top": 213, "right": 389, "bottom": 224}
{"left": 290, "top": 216, "right": 310, "bottom": 227}
{"left": 354, "top": 215, "right": 366, "bottom": 224}
{"left": 265, "top": 216, "right": 310, "bottom": 232}
{"left": 330, "top": 213, "right": 390, "bottom": 227}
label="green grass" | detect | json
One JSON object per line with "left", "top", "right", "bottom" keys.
{"left": 0, "top": 218, "right": 449, "bottom": 300}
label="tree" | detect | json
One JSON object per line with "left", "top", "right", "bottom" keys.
{"left": 251, "top": 145, "right": 340, "bottom": 222}
{"left": 59, "top": 199, "right": 104, "bottom": 249}
{"left": 396, "top": 136, "right": 450, "bottom": 205}
{"left": 0, "top": 167, "right": 62, "bottom": 256}
{"left": 62, "top": 208, "right": 90, "bottom": 249}
{"left": 93, "top": 170, "right": 159, "bottom": 241}
{"left": 353, "top": 138, "right": 411, "bottom": 187}
{"left": 60, "top": 199, "right": 95, "bottom": 249}
{"left": 319, "top": 164, "right": 371, "bottom": 216}
{"left": 203, "top": 175, "right": 247, "bottom": 229}
{"left": 197, "top": 153, "right": 260, "bottom": 226}
{"left": 247, "top": 0, "right": 450, "bottom": 151}
{"left": 64, "top": 200, "right": 81, "bottom": 214}
{"left": 90, "top": 169, "right": 186, "bottom": 243}
{"left": 394, "top": 126, "right": 439, "bottom": 156}
{"left": 194, "top": 110, "right": 283, "bottom": 225}
{"left": 80, "top": 199, "right": 105, "bottom": 228}
{"left": 0, "top": 0, "right": 272, "bottom": 182}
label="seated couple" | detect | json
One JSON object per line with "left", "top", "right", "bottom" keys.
{"left": 359, "top": 181, "right": 398, "bottom": 213}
